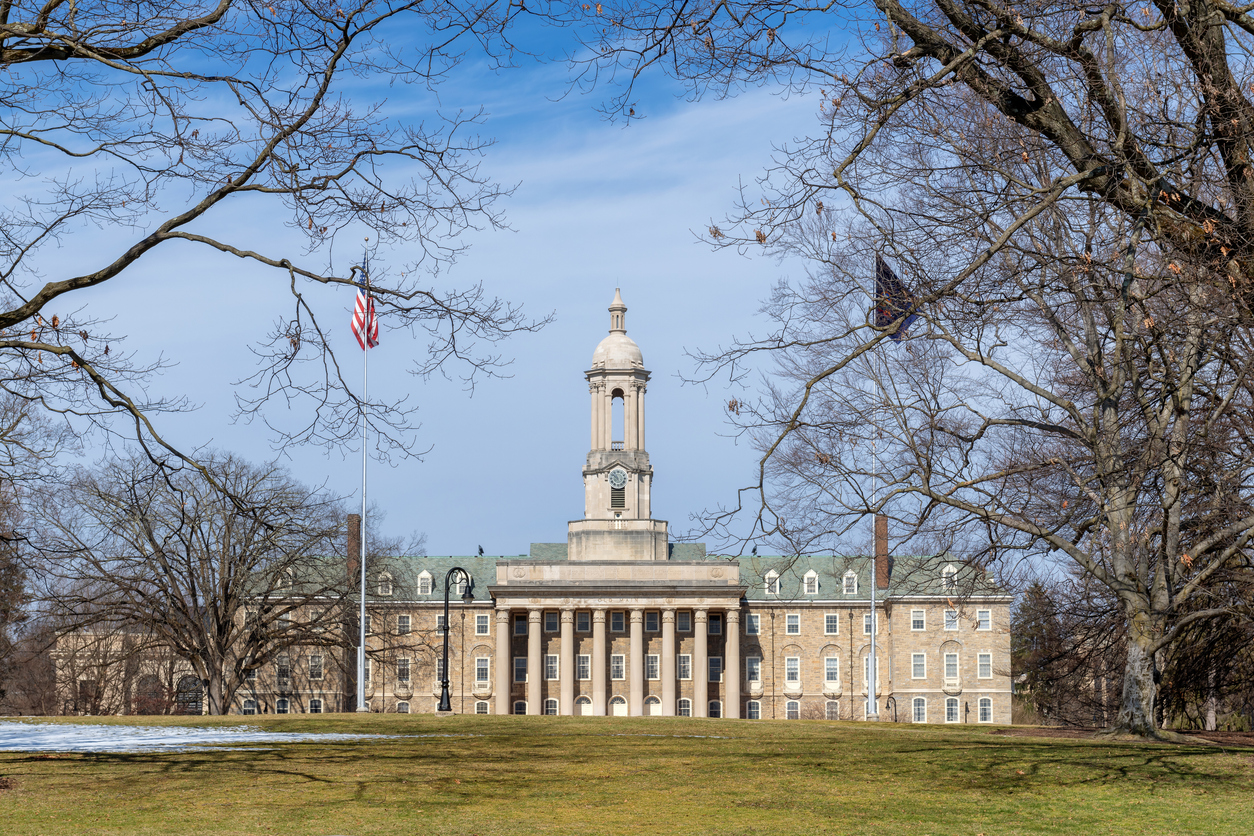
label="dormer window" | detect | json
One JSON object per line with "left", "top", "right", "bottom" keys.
{"left": 765, "top": 570, "right": 780, "bottom": 595}
{"left": 843, "top": 571, "right": 858, "bottom": 595}
{"left": 377, "top": 572, "right": 393, "bottom": 597}
{"left": 418, "top": 571, "right": 432, "bottom": 596}
{"left": 942, "top": 564, "right": 958, "bottom": 594}
{"left": 804, "top": 570, "right": 819, "bottom": 595}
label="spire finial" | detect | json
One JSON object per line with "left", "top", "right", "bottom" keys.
{"left": 609, "top": 288, "right": 627, "bottom": 333}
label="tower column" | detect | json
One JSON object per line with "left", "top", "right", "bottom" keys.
{"left": 495, "top": 608, "right": 512, "bottom": 715}
{"left": 694, "top": 608, "right": 708, "bottom": 718}
{"left": 725, "top": 609, "right": 741, "bottom": 719}
{"left": 661, "top": 608, "right": 676, "bottom": 716}
{"left": 590, "top": 383, "right": 601, "bottom": 450}
{"left": 560, "top": 608, "right": 575, "bottom": 715}
{"left": 629, "top": 608, "right": 644, "bottom": 716}
{"left": 625, "top": 385, "right": 638, "bottom": 451}
{"left": 637, "top": 383, "right": 646, "bottom": 450}
{"left": 527, "top": 609, "right": 542, "bottom": 714}
{"left": 592, "top": 609, "right": 607, "bottom": 716}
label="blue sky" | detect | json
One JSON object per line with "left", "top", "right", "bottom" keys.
{"left": 52, "top": 23, "right": 830, "bottom": 557}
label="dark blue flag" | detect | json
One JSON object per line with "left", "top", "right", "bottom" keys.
{"left": 874, "top": 255, "right": 919, "bottom": 341}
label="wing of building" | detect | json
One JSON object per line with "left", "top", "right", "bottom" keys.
{"left": 55, "top": 291, "right": 1013, "bottom": 723}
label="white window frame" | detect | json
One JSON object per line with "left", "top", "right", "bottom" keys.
{"left": 746, "top": 656, "right": 761, "bottom": 684}
{"left": 943, "top": 564, "right": 958, "bottom": 593}
{"left": 475, "top": 656, "right": 490, "bottom": 685}
{"left": 912, "top": 697, "right": 926, "bottom": 723}
{"left": 804, "top": 570, "right": 818, "bottom": 595}
{"left": 308, "top": 654, "right": 323, "bottom": 681}
{"left": 436, "top": 657, "right": 445, "bottom": 683}
{"left": 677, "top": 654, "right": 692, "bottom": 680}
{"left": 475, "top": 614, "right": 490, "bottom": 636}
{"left": 824, "top": 656, "right": 840, "bottom": 685}
{"left": 513, "top": 700, "right": 526, "bottom": 715}
{"left": 826, "top": 700, "right": 840, "bottom": 720}
{"left": 944, "top": 609, "right": 960, "bottom": 631}
{"left": 912, "top": 653, "right": 926, "bottom": 679}
{"left": 611, "top": 654, "right": 626, "bottom": 680}
{"left": 545, "top": 654, "right": 559, "bottom": 681}
{"left": 863, "top": 613, "right": 879, "bottom": 635}
{"left": 397, "top": 657, "right": 411, "bottom": 684}
{"left": 363, "top": 658, "right": 371, "bottom": 684}
{"left": 765, "top": 571, "right": 780, "bottom": 595}
{"left": 709, "top": 656, "right": 723, "bottom": 682}
{"left": 945, "top": 697, "right": 960, "bottom": 723}
{"left": 309, "top": 699, "right": 323, "bottom": 714}
{"left": 677, "top": 698, "right": 692, "bottom": 717}
{"left": 785, "top": 656, "right": 800, "bottom": 684}
{"left": 418, "top": 572, "right": 432, "bottom": 595}
{"left": 708, "top": 700, "right": 722, "bottom": 718}
{"left": 435, "top": 614, "right": 447, "bottom": 636}
{"left": 577, "top": 654, "right": 591, "bottom": 680}
{"left": 977, "top": 609, "right": 992, "bottom": 631}
{"left": 785, "top": 613, "right": 801, "bottom": 635}
{"left": 745, "top": 613, "right": 760, "bottom": 635}
{"left": 513, "top": 657, "right": 527, "bottom": 683}
{"left": 276, "top": 698, "right": 290, "bottom": 715}
{"left": 911, "top": 609, "right": 926, "bottom": 631}
{"left": 377, "top": 573, "right": 393, "bottom": 597}
{"left": 242, "top": 699, "right": 257, "bottom": 715}
{"left": 543, "top": 698, "right": 558, "bottom": 716}
{"left": 475, "top": 701, "right": 489, "bottom": 715}
{"left": 944, "top": 652, "right": 960, "bottom": 684}
{"left": 786, "top": 700, "right": 800, "bottom": 720}
{"left": 746, "top": 700, "right": 761, "bottom": 720}
{"left": 395, "top": 701, "right": 409, "bottom": 714}
{"left": 397, "top": 615, "right": 411, "bottom": 635}
{"left": 978, "top": 652, "right": 993, "bottom": 679}
{"left": 824, "top": 613, "right": 839, "bottom": 635}
{"left": 646, "top": 654, "right": 660, "bottom": 681}
{"left": 979, "top": 697, "right": 993, "bottom": 723}
{"left": 843, "top": 571, "right": 858, "bottom": 595}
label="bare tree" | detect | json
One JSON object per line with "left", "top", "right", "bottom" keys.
{"left": 577, "top": 0, "right": 1254, "bottom": 737}
{"left": 33, "top": 452, "right": 350, "bottom": 714}
{"left": 1, "top": 1, "right": 556, "bottom": 473}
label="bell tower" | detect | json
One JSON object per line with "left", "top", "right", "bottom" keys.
{"left": 567, "top": 290, "right": 669, "bottom": 560}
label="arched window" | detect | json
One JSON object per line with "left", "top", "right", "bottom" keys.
{"left": 418, "top": 571, "right": 432, "bottom": 595}
{"left": 746, "top": 700, "right": 761, "bottom": 720}
{"left": 825, "top": 700, "right": 839, "bottom": 720}
{"left": 396, "top": 701, "right": 410, "bottom": 714}
{"left": 677, "top": 698, "right": 692, "bottom": 717}
{"left": 378, "top": 572, "right": 393, "bottom": 597}
{"left": 786, "top": 700, "right": 800, "bottom": 720}
{"left": 611, "top": 388, "right": 625, "bottom": 449}
{"left": 475, "top": 701, "right": 489, "bottom": 715}
{"left": 133, "top": 674, "right": 166, "bottom": 716}
{"left": 276, "top": 698, "right": 290, "bottom": 715}
{"left": 708, "top": 701, "right": 722, "bottom": 718}
{"left": 978, "top": 698, "right": 993, "bottom": 723}
{"left": 544, "top": 699, "right": 558, "bottom": 716}
{"left": 575, "top": 696, "right": 593, "bottom": 716}
{"left": 309, "top": 699, "right": 323, "bottom": 714}
{"left": 242, "top": 699, "right": 258, "bottom": 716}
{"left": 945, "top": 697, "right": 959, "bottom": 723}
{"left": 513, "top": 700, "right": 527, "bottom": 715}
{"left": 175, "top": 675, "right": 202, "bottom": 715}
{"left": 912, "top": 697, "right": 926, "bottom": 723}
{"left": 942, "top": 564, "right": 958, "bottom": 594}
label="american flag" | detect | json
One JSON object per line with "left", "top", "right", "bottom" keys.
{"left": 874, "top": 254, "right": 919, "bottom": 341}
{"left": 351, "top": 284, "right": 379, "bottom": 350}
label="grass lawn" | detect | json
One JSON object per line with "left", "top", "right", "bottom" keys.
{"left": 1, "top": 715, "right": 1251, "bottom": 835}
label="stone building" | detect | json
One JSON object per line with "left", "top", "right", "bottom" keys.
{"left": 233, "top": 290, "right": 1012, "bottom": 722}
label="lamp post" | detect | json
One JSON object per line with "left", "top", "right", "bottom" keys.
{"left": 437, "top": 566, "right": 474, "bottom": 713}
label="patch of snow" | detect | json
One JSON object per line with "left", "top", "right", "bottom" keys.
{"left": 0, "top": 721, "right": 410, "bottom": 753}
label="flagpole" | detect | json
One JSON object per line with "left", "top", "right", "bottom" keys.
{"left": 356, "top": 264, "right": 370, "bottom": 713}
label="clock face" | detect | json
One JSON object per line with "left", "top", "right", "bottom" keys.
{"left": 609, "top": 468, "right": 628, "bottom": 489}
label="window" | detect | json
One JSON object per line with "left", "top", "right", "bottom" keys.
{"left": 708, "top": 613, "right": 722, "bottom": 635}
{"left": 436, "top": 657, "right": 445, "bottom": 682}
{"left": 513, "top": 701, "right": 527, "bottom": 715}
{"left": 911, "top": 609, "right": 926, "bottom": 631}
{"left": 912, "top": 653, "right": 926, "bottom": 679}
{"left": 746, "top": 700, "right": 761, "bottom": 720}
{"left": 645, "top": 611, "right": 659, "bottom": 632}
{"left": 786, "top": 700, "right": 800, "bottom": 720}
{"left": 545, "top": 655, "right": 559, "bottom": 680}
{"left": 709, "top": 656, "right": 723, "bottom": 682}
{"left": 276, "top": 698, "right": 290, "bottom": 714}
{"left": 475, "top": 701, "right": 489, "bottom": 714}
{"left": 455, "top": 576, "right": 469, "bottom": 597}
{"left": 309, "top": 654, "right": 323, "bottom": 681}
{"left": 397, "top": 658, "right": 411, "bottom": 684}
{"left": 677, "top": 611, "right": 691, "bottom": 632}
{"left": 363, "top": 658, "right": 371, "bottom": 684}
{"left": 677, "top": 698, "right": 692, "bottom": 717}
{"left": 610, "top": 611, "right": 625, "bottom": 632}
{"left": 863, "top": 656, "right": 879, "bottom": 690}
{"left": 514, "top": 614, "right": 527, "bottom": 635}
{"left": 476, "top": 657, "right": 490, "bottom": 685}
{"left": 242, "top": 699, "right": 257, "bottom": 715}
{"left": 475, "top": 614, "right": 490, "bottom": 636}
{"left": 946, "top": 697, "right": 959, "bottom": 723}
{"left": 245, "top": 665, "right": 256, "bottom": 682}
{"left": 611, "top": 654, "right": 625, "bottom": 680}
{"left": 745, "top": 613, "right": 760, "bottom": 635}
{"left": 912, "top": 698, "right": 927, "bottom": 723}
{"left": 577, "top": 654, "right": 591, "bottom": 680}
{"left": 825, "top": 657, "right": 840, "bottom": 684}
{"left": 945, "top": 653, "right": 959, "bottom": 682}
{"left": 786, "top": 614, "right": 801, "bottom": 635}
{"left": 378, "top": 573, "right": 393, "bottom": 596}
{"left": 979, "top": 697, "right": 993, "bottom": 722}
{"left": 436, "top": 614, "right": 447, "bottom": 636}
{"left": 978, "top": 653, "right": 993, "bottom": 679}
{"left": 364, "top": 615, "right": 372, "bottom": 635}
{"left": 804, "top": 571, "right": 818, "bottom": 595}
{"left": 276, "top": 656, "right": 291, "bottom": 683}
{"left": 826, "top": 700, "right": 840, "bottom": 720}
{"left": 785, "top": 657, "right": 800, "bottom": 684}
{"left": 677, "top": 655, "right": 692, "bottom": 680}
{"left": 544, "top": 699, "right": 558, "bottom": 716}
{"left": 824, "top": 614, "right": 839, "bottom": 635}
{"left": 397, "top": 615, "right": 411, "bottom": 635}
{"left": 576, "top": 611, "right": 591, "bottom": 632}
{"left": 514, "top": 657, "right": 527, "bottom": 683}
{"left": 942, "top": 564, "right": 958, "bottom": 593}
{"left": 309, "top": 699, "right": 323, "bottom": 714}
{"left": 544, "top": 611, "right": 559, "bottom": 633}
{"left": 709, "top": 701, "right": 722, "bottom": 718}
{"left": 418, "top": 572, "right": 432, "bottom": 595}
{"left": 746, "top": 657, "right": 761, "bottom": 683}
{"left": 863, "top": 613, "right": 879, "bottom": 635}
{"left": 944, "top": 609, "right": 959, "bottom": 631}
{"left": 843, "top": 571, "right": 858, "bottom": 595}
{"left": 977, "top": 609, "right": 992, "bottom": 631}
{"left": 765, "top": 571, "right": 780, "bottom": 594}
{"left": 646, "top": 654, "right": 660, "bottom": 680}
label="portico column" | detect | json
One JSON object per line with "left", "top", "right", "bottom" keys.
{"left": 725, "top": 609, "right": 741, "bottom": 719}
{"left": 495, "top": 608, "right": 512, "bottom": 716}
{"left": 693, "top": 608, "right": 709, "bottom": 718}
{"left": 560, "top": 608, "right": 575, "bottom": 715}
{"left": 592, "top": 609, "right": 607, "bottom": 716}
{"left": 527, "top": 609, "right": 542, "bottom": 714}
{"left": 661, "top": 608, "right": 676, "bottom": 716}
{"left": 629, "top": 608, "right": 644, "bottom": 716}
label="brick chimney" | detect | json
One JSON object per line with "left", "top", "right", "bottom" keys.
{"left": 875, "top": 513, "right": 890, "bottom": 590}
{"left": 347, "top": 513, "right": 362, "bottom": 582}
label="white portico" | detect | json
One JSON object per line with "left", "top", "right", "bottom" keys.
{"left": 489, "top": 290, "right": 747, "bottom": 717}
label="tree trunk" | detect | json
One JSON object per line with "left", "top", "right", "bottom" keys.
{"left": 1205, "top": 668, "right": 1217, "bottom": 732}
{"left": 1110, "top": 615, "right": 1160, "bottom": 737}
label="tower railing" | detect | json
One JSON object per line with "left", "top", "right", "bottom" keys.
{"left": 611, "top": 441, "right": 624, "bottom": 450}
